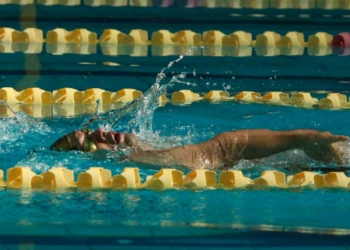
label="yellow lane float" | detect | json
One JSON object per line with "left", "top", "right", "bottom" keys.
{"left": 46, "top": 28, "right": 70, "bottom": 43}
{"left": 41, "top": 167, "right": 76, "bottom": 189}
{"left": 317, "top": 93, "right": 347, "bottom": 110}
{"left": 307, "top": 32, "right": 333, "bottom": 55}
{"left": 255, "top": 31, "right": 281, "bottom": 56}
{"left": 172, "top": 90, "right": 202, "bottom": 105}
{"left": 287, "top": 171, "right": 325, "bottom": 187}
{"left": 129, "top": 0, "right": 152, "bottom": 7}
{"left": 262, "top": 92, "right": 291, "bottom": 105}
{"left": 139, "top": 168, "right": 183, "bottom": 189}
{"left": 0, "top": 27, "right": 19, "bottom": 42}
{"left": 2, "top": 88, "right": 350, "bottom": 118}
{"left": 171, "top": 30, "right": 202, "bottom": 46}
{"left": 7, "top": 167, "right": 42, "bottom": 189}
{"left": 222, "top": 31, "right": 252, "bottom": 47}
{"left": 252, "top": 170, "right": 287, "bottom": 188}
{"left": 291, "top": 92, "right": 318, "bottom": 108}
{"left": 13, "top": 28, "right": 44, "bottom": 43}
{"left": 218, "top": 170, "right": 251, "bottom": 188}
{"left": 203, "top": 90, "right": 230, "bottom": 102}
{"left": 203, "top": 30, "right": 226, "bottom": 46}
{"left": 99, "top": 29, "right": 126, "bottom": 44}
{"left": 151, "top": 30, "right": 176, "bottom": 46}
{"left": 52, "top": 88, "right": 78, "bottom": 104}
{"left": 255, "top": 31, "right": 281, "bottom": 47}
{"left": 124, "top": 29, "right": 149, "bottom": 45}
{"left": 102, "top": 88, "right": 142, "bottom": 104}
{"left": 0, "top": 87, "right": 20, "bottom": 104}
{"left": 235, "top": 91, "right": 261, "bottom": 103}
{"left": 278, "top": 31, "right": 305, "bottom": 55}
{"left": 183, "top": 169, "right": 217, "bottom": 189}
{"left": 151, "top": 30, "right": 201, "bottom": 56}
{"left": 17, "top": 87, "right": 52, "bottom": 105}
{"left": 65, "top": 28, "right": 98, "bottom": 44}
{"left": 0, "top": 170, "right": 5, "bottom": 188}
{"left": 2, "top": 167, "right": 350, "bottom": 190}
{"left": 82, "top": 88, "right": 105, "bottom": 105}
{"left": 77, "top": 167, "right": 112, "bottom": 189}
{"left": 324, "top": 172, "right": 350, "bottom": 188}
{"left": 112, "top": 168, "right": 141, "bottom": 189}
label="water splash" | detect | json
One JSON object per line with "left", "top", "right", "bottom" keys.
{"left": 0, "top": 101, "right": 51, "bottom": 143}
{"left": 0, "top": 101, "right": 52, "bottom": 170}
{"left": 83, "top": 46, "right": 201, "bottom": 144}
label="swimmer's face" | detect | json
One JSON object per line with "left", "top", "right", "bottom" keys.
{"left": 78, "top": 128, "right": 138, "bottom": 151}
{"left": 50, "top": 128, "right": 138, "bottom": 152}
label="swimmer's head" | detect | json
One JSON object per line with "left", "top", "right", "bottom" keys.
{"left": 50, "top": 128, "right": 138, "bottom": 152}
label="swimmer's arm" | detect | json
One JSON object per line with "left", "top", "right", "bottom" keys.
{"left": 129, "top": 129, "right": 319, "bottom": 168}
{"left": 129, "top": 129, "right": 348, "bottom": 168}
{"left": 129, "top": 130, "right": 318, "bottom": 168}
{"left": 129, "top": 145, "right": 199, "bottom": 168}
{"left": 217, "top": 129, "right": 348, "bottom": 164}
{"left": 230, "top": 129, "right": 315, "bottom": 160}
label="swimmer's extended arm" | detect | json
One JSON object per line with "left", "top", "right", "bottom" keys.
{"left": 216, "top": 129, "right": 348, "bottom": 165}
{"left": 130, "top": 129, "right": 348, "bottom": 168}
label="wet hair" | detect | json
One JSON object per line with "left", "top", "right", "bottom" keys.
{"left": 50, "top": 131, "right": 78, "bottom": 151}
{"left": 50, "top": 130, "right": 97, "bottom": 152}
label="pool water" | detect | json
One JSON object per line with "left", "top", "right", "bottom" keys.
{"left": 1, "top": 1, "right": 350, "bottom": 249}
{"left": 2, "top": 96, "right": 350, "bottom": 248}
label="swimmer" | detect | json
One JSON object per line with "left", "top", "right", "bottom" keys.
{"left": 50, "top": 128, "right": 348, "bottom": 169}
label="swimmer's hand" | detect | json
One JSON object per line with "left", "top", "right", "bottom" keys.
{"left": 302, "top": 131, "right": 349, "bottom": 165}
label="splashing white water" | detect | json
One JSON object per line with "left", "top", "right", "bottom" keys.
{"left": 82, "top": 46, "right": 202, "bottom": 146}
{"left": 0, "top": 109, "right": 51, "bottom": 144}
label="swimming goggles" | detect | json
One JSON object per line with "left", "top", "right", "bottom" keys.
{"left": 81, "top": 128, "right": 97, "bottom": 152}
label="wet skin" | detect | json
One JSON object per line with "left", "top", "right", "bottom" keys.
{"left": 73, "top": 128, "right": 349, "bottom": 169}
{"left": 75, "top": 128, "right": 138, "bottom": 150}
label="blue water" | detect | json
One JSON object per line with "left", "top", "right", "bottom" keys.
{"left": 2, "top": 101, "right": 350, "bottom": 235}
{"left": 1, "top": 2, "right": 350, "bottom": 248}
{"left": 2, "top": 58, "right": 350, "bottom": 248}
{"left": 1, "top": 186, "right": 350, "bottom": 229}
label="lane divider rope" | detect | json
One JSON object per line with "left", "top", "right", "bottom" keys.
{"left": 3, "top": 166, "right": 349, "bottom": 190}
{"left": 0, "top": 28, "right": 349, "bottom": 56}
{"left": 0, "top": 88, "right": 349, "bottom": 118}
